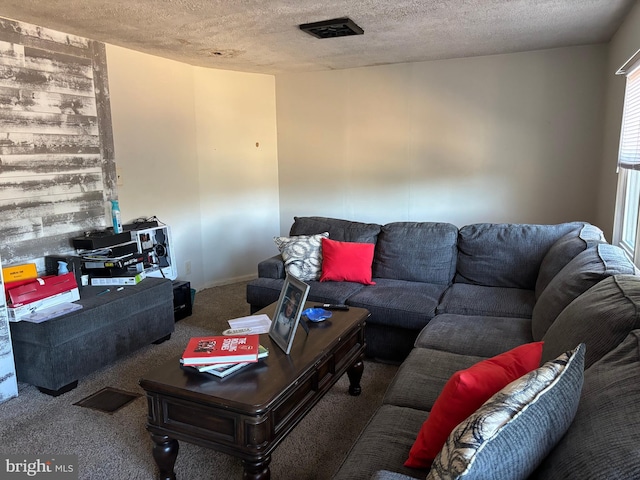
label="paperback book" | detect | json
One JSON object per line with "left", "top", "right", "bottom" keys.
{"left": 181, "top": 334, "right": 260, "bottom": 365}
{"left": 183, "top": 345, "right": 269, "bottom": 378}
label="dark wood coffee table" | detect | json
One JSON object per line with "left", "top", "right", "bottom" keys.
{"left": 139, "top": 303, "right": 368, "bottom": 480}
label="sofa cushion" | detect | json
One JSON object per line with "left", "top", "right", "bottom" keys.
{"left": 436, "top": 283, "right": 535, "bottom": 319}
{"left": 541, "top": 274, "right": 640, "bottom": 369}
{"left": 428, "top": 344, "right": 585, "bottom": 480}
{"left": 405, "top": 342, "right": 543, "bottom": 469}
{"left": 346, "top": 278, "right": 447, "bottom": 330}
{"left": 370, "top": 471, "right": 420, "bottom": 480}
{"left": 289, "top": 216, "right": 381, "bottom": 243}
{"left": 532, "top": 243, "right": 636, "bottom": 341}
{"left": 415, "top": 314, "right": 534, "bottom": 358}
{"left": 331, "top": 404, "right": 429, "bottom": 480}
{"left": 534, "top": 223, "right": 605, "bottom": 298}
{"left": 383, "top": 348, "right": 486, "bottom": 411}
{"left": 373, "top": 222, "right": 458, "bottom": 284}
{"left": 246, "top": 277, "right": 365, "bottom": 310}
{"left": 455, "top": 222, "right": 581, "bottom": 289}
{"left": 274, "top": 232, "right": 329, "bottom": 281}
{"left": 531, "top": 330, "right": 640, "bottom": 480}
{"left": 320, "top": 238, "right": 376, "bottom": 285}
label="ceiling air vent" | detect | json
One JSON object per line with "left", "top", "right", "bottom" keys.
{"left": 299, "top": 17, "right": 364, "bottom": 39}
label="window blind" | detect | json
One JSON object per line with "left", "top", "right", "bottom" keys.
{"left": 618, "top": 53, "right": 640, "bottom": 170}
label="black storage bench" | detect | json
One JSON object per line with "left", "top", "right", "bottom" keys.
{"left": 9, "top": 277, "right": 175, "bottom": 396}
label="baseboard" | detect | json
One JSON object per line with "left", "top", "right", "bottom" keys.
{"left": 200, "top": 274, "right": 257, "bottom": 291}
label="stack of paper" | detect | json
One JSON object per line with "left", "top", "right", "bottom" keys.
{"left": 19, "top": 302, "right": 83, "bottom": 323}
{"left": 227, "top": 314, "right": 272, "bottom": 334}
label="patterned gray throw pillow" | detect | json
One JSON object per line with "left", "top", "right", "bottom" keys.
{"left": 274, "top": 232, "right": 329, "bottom": 281}
{"left": 427, "top": 343, "right": 585, "bottom": 480}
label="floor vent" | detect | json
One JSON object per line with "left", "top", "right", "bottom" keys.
{"left": 299, "top": 17, "right": 364, "bottom": 39}
{"left": 74, "top": 387, "right": 141, "bottom": 414}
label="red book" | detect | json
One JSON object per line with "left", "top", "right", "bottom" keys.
{"left": 181, "top": 334, "right": 260, "bottom": 365}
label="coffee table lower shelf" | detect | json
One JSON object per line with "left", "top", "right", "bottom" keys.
{"left": 140, "top": 305, "right": 368, "bottom": 480}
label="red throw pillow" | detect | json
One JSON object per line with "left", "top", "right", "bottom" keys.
{"left": 320, "top": 238, "right": 376, "bottom": 285}
{"left": 404, "top": 341, "right": 544, "bottom": 469}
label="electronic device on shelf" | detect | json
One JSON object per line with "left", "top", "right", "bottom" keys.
{"left": 130, "top": 225, "right": 177, "bottom": 280}
{"left": 73, "top": 219, "right": 177, "bottom": 281}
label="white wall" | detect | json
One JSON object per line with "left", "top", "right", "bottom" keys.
{"left": 106, "top": 45, "right": 280, "bottom": 290}
{"left": 106, "top": 45, "right": 203, "bottom": 285}
{"left": 597, "top": 2, "right": 640, "bottom": 238}
{"left": 104, "top": 27, "right": 634, "bottom": 287}
{"left": 193, "top": 68, "right": 280, "bottom": 286}
{"left": 275, "top": 45, "right": 607, "bottom": 232}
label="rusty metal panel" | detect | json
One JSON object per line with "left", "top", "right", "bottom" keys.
{"left": 0, "top": 17, "right": 116, "bottom": 266}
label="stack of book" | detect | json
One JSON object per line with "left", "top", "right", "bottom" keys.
{"left": 180, "top": 334, "right": 268, "bottom": 378}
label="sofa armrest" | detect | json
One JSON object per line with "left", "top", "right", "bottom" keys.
{"left": 258, "top": 255, "right": 285, "bottom": 279}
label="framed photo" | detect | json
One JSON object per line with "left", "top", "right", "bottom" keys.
{"left": 269, "top": 274, "right": 310, "bottom": 354}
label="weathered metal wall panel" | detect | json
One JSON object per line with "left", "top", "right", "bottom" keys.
{"left": 0, "top": 17, "right": 116, "bottom": 268}
{"left": 0, "top": 255, "right": 17, "bottom": 404}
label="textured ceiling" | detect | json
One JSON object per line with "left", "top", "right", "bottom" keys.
{"left": 0, "top": 0, "right": 636, "bottom": 74}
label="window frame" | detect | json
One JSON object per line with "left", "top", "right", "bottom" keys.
{"left": 613, "top": 50, "right": 640, "bottom": 265}
{"left": 613, "top": 169, "right": 640, "bottom": 262}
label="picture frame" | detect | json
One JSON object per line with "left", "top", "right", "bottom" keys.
{"left": 269, "top": 274, "right": 310, "bottom": 354}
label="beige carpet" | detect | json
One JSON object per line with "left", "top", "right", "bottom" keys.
{"left": 0, "top": 281, "right": 398, "bottom": 479}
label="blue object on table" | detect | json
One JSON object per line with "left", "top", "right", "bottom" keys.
{"left": 302, "top": 307, "right": 332, "bottom": 322}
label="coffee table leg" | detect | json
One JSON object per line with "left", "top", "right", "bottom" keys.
{"left": 151, "top": 433, "right": 179, "bottom": 480}
{"left": 347, "top": 354, "right": 364, "bottom": 396}
{"left": 242, "top": 457, "right": 271, "bottom": 480}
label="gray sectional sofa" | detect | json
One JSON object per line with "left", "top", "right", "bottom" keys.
{"left": 247, "top": 216, "right": 640, "bottom": 479}
{"left": 247, "top": 217, "right": 607, "bottom": 362}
